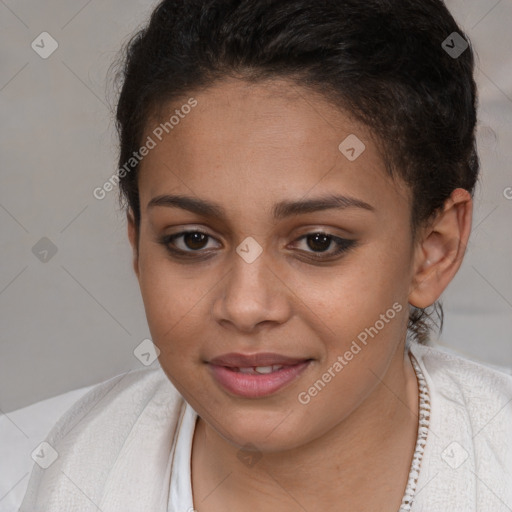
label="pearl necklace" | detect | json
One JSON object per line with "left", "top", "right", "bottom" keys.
{"left": 398, "top": 352, "right": 431, "bottom": 511}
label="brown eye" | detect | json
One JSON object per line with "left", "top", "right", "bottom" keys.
{"left": 181, "top": 231, "right": 209, "bottom": 250}
{"left": 160, "top": 230, "right": 219, "bottom": 254}
{"left": 293, "top": 232, "right": 356, "bottom": 259}
{"left": 159, "top": 230, "right": 356, "bottom": 262}
{"left": 305, "top": 233, "right": 332, "bottom": 252}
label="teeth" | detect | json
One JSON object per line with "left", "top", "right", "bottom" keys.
{"left": 235, "top": 365, "right": 284, "bottom": 374}
{"left": 237, "top": 367, "right": 255, "bottom": 374}
{"left": 255, "top": 366, "right": 276, "bottom": 374}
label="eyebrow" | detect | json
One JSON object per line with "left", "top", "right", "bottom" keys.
{"left": 147, "top": 193, "right": 375, "bottom": 220}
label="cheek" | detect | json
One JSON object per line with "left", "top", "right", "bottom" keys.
{"left": 298, "top": 237, "right": 411, "bottom": 336}
{"left": 289, "top": 257, "right": 411, "bottom": 439}
{"left": 136, "top": 244, "right": 207, "bottom": 355}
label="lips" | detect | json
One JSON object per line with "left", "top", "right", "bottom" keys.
{"left": 209, "top": 352, "right": 310, "bottom": 368}
{"left": 207, "top": 352, "right": 313, "bottom": 398}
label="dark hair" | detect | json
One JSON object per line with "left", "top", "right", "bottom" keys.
{"left": 112, "top": 0, "right": 480, "bottom": 345}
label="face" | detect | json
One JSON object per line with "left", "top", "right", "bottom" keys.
{"left": 129, "top": 77, "right": 418, "bottom": 452}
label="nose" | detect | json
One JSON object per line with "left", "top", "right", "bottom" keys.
{"left": 212, "top": 247, "right": 292, "bottom": 334}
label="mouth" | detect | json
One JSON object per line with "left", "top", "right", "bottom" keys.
{"left": 207, "top": 354, "right": 314, "bottom": 398}
{"left": 208, "top": 352, "right": 312, "bottom": 368}
{"left": 227, "top": 364, "right": 294, "bottom": 374}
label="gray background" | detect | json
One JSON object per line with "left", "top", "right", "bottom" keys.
{"left": 1, "top": 0, "right": 511, "bottom": 414}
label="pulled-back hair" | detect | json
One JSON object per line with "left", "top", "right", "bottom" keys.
{"left": 113, "top": 0, "right": 480, "bottom": 345}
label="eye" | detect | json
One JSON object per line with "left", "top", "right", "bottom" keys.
{"left": 291, "top": 232, "right": 356, "bottom": 259}
{"left": 159, "top": 229, "right": 356, "bottom": 261}
{"left": 159, "top": 230, "right": 219, "bottom": 255}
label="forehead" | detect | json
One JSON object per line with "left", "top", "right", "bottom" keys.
{"left": 138, "top": 77, "right": 411, "bottom": 223}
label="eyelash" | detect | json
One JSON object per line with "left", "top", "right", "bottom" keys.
{"left": 158, "top": 230, "right": 357, "bottom": 261}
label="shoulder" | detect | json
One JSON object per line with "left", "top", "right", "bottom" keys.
{"left": 410, "top": 340, "right": 512, "bottom": 393}
{"left": 410, "top": 340, "right": 512, "bottom": 463}
{"left": 19, "top": 366, "right": 185, "bottom": 510}
{"left": 43, "top": 365, "right": 184, "bottom": 451}
{"left": 410, "top": 340, "right": 512, "bottom": 452}
{"left": 0, "top": 384, "right": 96, "bottom": 510}
{"left": 410, "top": 340, "right": 512, "bottom": 416}
{"left": 409, "top": 341, "right": 512, "bottom": 510}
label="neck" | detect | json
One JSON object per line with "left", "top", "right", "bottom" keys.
{"left": 191, "top": 345, "right": 420, "bottom": 512}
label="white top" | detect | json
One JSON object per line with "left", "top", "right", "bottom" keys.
{"left": 13, "top": 340, "right": 512, "bottom": 511}
{"left": 167, "top": 351, "right": 431, "bottom": 512}
{"left": 168, "top": 398, "right": 196, "bottom": 511}
{"left": 0, "top": 385, "right": 96, "bottom": 512}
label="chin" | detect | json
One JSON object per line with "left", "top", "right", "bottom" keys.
{"left": 207, "top": 407, "right": 310, "bottom": 453}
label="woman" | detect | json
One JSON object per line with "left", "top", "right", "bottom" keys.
{"left": 19, "top": 0, "right": 512, "bottom": 510}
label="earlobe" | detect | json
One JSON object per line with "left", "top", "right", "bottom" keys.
{"left": 409, "top": 188, "right": 473, "bottom": 308}
{"left": 127, "top": 209, "right": 140, "bottom": 279}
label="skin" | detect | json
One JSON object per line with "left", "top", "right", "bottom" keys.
{"left": 127, "top": 77, "right": 473, "bottom": 511}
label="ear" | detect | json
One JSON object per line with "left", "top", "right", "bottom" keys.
{"left": 127, "top": 209, "right": 140, "bottom": 279}
{"left": 409, "top": 188, "right": 473, "bottom": 308}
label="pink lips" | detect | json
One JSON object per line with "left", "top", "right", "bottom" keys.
{"left": 207, "top": 352, "right": 312, "bottom": 398}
